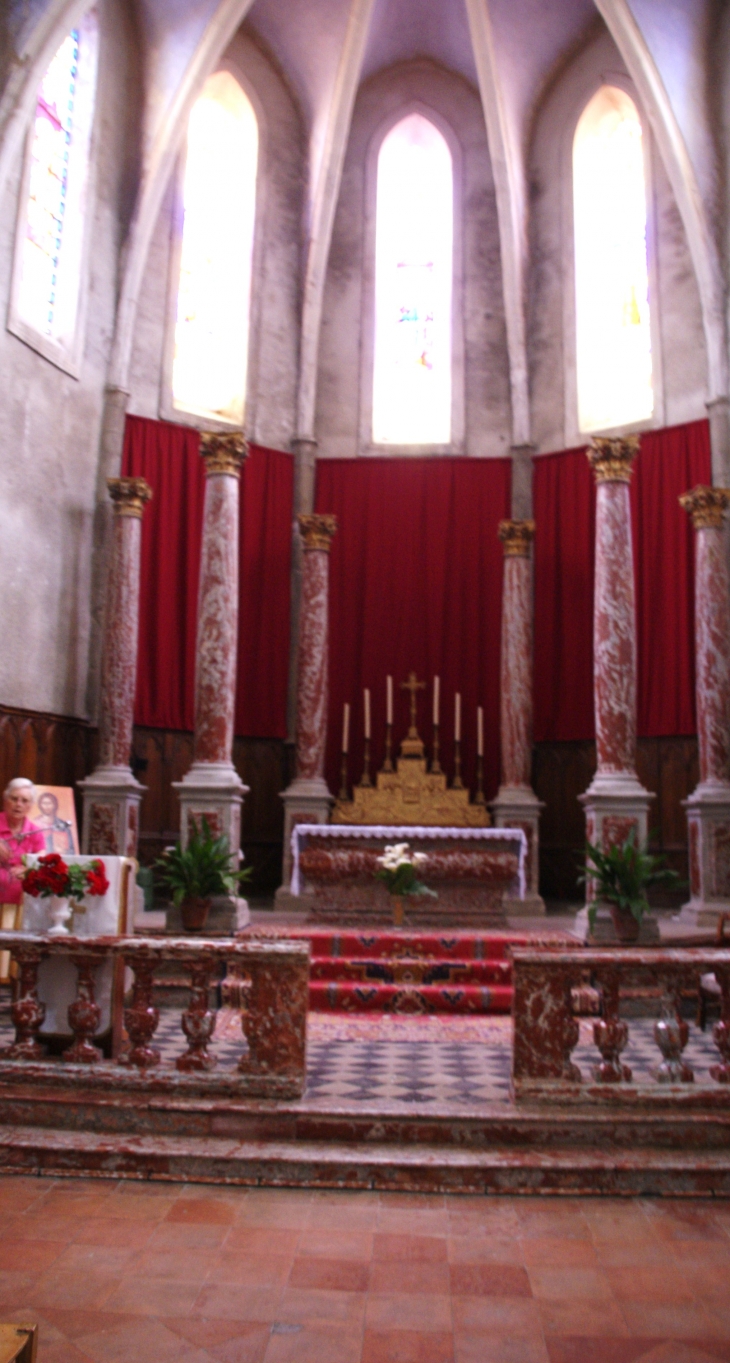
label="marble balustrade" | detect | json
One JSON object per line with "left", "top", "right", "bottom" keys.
{"left": 510, "top": 946, "right": 730, "bottom": 1102}
{"left": 0, "top": 933, "right": 309, "bottom": 1098}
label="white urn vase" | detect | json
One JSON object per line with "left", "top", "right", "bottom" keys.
{"left": 47, "top": 896, "right": 72, "bottom": 936}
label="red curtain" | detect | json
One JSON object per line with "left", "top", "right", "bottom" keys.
{"left": 315, "top": 457, "right": 512, "bottom": 800}
{"left": 533, "top": 419, "right": 711, "bottom": 742}
{"left": 122, "top": 415, "right": 293, "bottom": 738}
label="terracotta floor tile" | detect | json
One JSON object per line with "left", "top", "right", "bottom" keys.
{"left": 225, "top": 1226, "right": 302, "bottom": 1255}
{"left": 378, "top": 1193, "right": 447, "bottom": 1211}
{"left": 35, "top": 1194, "right": 114, "bottom": 1221}
{"left": 454, "top": 1334, "right": 550, "bottom": 1363}
{"left": 377, "top": 1211, "right": 449, "bottom": 1236}
{"left": 451, "top": 1295, "right": 545, "bottom": 1335}
{"left": 289, "top": 1256, "right": 369, "bottom": 1292}
{"left": 0, "top": 1239, "right": 65, "bottom": 1272}
{"left": 590, "top": 1240, "right": 670, "bottom": 1269}
{"left": 515, "top": 1209, "right": 592, "bottom": 1243}
{"left": 312, "top": 1189, "right": 380, "bottom": 1207}
{"left": 30, "top": 1339, "right": 95, "bottom": 1363}
{"left": 543, "top": 1340, "right": 663, "bottom": 1363}
{"left": 35, "top": 1310, "right": 140, "bottom": 1341}
{"left": 206, "top": 1252, "right": 293, "bottom": 1288}
{"left": 450, "top": 1265, "right": 532, "bottom": 1298}
{"left": 521, "top": 1237, "right": 600, "bottom": 1269}
{"left": 30, "top": 1269, "right": 118, "bottom": 1313}
{"left": 642, "top": 1205, "right": 729, "bottom": 1244}
{"left": 262, "top": 1322, "right": 363, "bottom": 1363}
{"left": 365, "top": 1292, "right": 452, "bottom": 1332}
{"left": 619, "top": 1303, "right": 728, "bottom": 1340}
{"left": 125, "top": 1245, "right": 217, "bottom": 1281}
{"left": 605, "top": 1265, "right": 697, "bottom": 1303}
{"left": 165, "top": 1197, "right": 236, "bottom": 1226}
{"left": 276, "top": 1286, "right": 366, "bottom": 1326}
{"left": 10, "top": 1215, "right": 96, "bottom": 1243}
{"left": 235, "top": 1202, "right": 313, "bottom": 1230}
{"left": 94, "top": 1194, "right": 175, "bottom": 1222}
{"left": 164, "top": 1318, "right": 270, "bottom": 1363}
{"left": 537, "top": 1300, "right": 629, "bottom": 1338}
{"left": 527, "top": 1268, "right": 616, "bottom": 1304}
{"left": 296, "top": 1228, "right": 372, "bottom": 1260}
{"left": 102, "top": 1276, "right": 200, "bottom": 1318}
{"left": 373, "top": 1232, "right": 448, "bottom": 1263}
{"left": 448, "top": 1235, "right": 525, "bottom": 1266}
{"left": 70, "top": 1218, "right": 156, "bottom": 1250}
{"left": 307, "top": 1204, "right": 380, "bottom": 1232}
{"left": 361, "top": 1327, "right": 454, "bottom": 1362}
{"left": 191, "top": 1282, "right": 283, "bottom": 1322}
{"left": 144, "top": 1219, "right": 230, "bottom": 1249}
{"left": 52, "top": 1244, "right": 137, "bottom": 1276}
{"left": 448, "top": 1206, "right": 522, "bottom": 1238}
{"left": 73, "top": 1316, "right": 211, "bottom": 1363}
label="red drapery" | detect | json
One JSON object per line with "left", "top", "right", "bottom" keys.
{"left": 314, "top": 457, "right": 512, "bottom": 800}
{"left": 533, "top": 419, "right": 711, "bottom": 742}
{"left": 122, "top": 415, "right": 293, "bottom": 738}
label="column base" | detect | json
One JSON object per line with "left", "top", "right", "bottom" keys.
{"left": 173, "top": 763, "right": 249, "bottom": 864}
{"left": 579, "top": 770, "right": 655, "bottom": 905}
{"left": 77, "top": 767, "right": 145, "bottom": 857}
{"left": 574, "top": 903, "right": 660, "bottom": 944}
{"left": 279, "top": 776, "right": 333, "bottom": 893}
{"left": 677, "top": 780, "right": 730, "bottom": 927}
{"left": 490, "top": 784, "right": 545, "bottom": 915}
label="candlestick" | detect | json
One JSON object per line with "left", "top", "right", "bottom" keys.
{"left": 339, "top": 751, "right": 349, "bottom": 801}
{"left": 386, "top": 675, "right": 393, "bottom": 726}
{"left": 431, "top": 722, "right": 442, "bottom": 774}
{"left": 360, "top": 736, "right": 372, "bottom": 787}
{"left": 474, "top": 752, "right": 486, "bottom": 805}
{"left": 364, "top": 688, "right": 371, "bottom": 740}
{"left": 342, "top": 702, "right": 350, "bottom": 755}
{"left": 382, "top": 723, "right": 394, "bottom": 773}
{"left": 433, "top": 675, "right": 440, "bottom": 726}
{"left": 477, "top": 705, "right": 483, "bottom": 758}
{"left": 454, "top": 691, "right": 461, "bottom": 742}
{"left": 453, "top": 738, "right": 464, "bottom": 789}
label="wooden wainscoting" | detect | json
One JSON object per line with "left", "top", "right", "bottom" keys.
{"left": 0, "top": 704, "right": 94, "bottom": 828}
{"left": 532, "top": 736, "right": 698, "bottom": 903}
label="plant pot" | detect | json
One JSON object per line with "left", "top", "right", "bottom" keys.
{"left": 180, "top": 896, "right": 211, "bottom": 932}
{"left": 392, "top": 895, "right": 404, "bottom": 928}
{"left": 608, "top": 902, "right": 641, "bottom": 944}
{"left": 47, "top": 896, "right": 72, "bottom": 936}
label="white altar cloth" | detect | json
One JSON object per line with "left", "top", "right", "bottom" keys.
{"left": 290, "top": 824, "right": 527, "bottom": 898}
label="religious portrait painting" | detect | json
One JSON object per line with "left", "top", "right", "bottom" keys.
{"left": 29, "top": 786, "right": 79, "bottom": 855}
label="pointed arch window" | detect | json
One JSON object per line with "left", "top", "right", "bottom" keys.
{"left": 372, "top": 113, "right": 453, "bottom": 446}
{"left": 573, "top": 86, "right": 653, "bottom": 433}
{"left": 10, "top": 10, "right": 98, "bottom": 367}
{"left": 172, "top": 71, "right": 258, "bottom": 427}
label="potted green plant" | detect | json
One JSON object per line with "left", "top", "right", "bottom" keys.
{"left": 579, "top": 830, "right": 681, "bottom": 943}
{"left": 375, "top": 842, "right": 436, "bottom": 927}
{"left": 154, "top": 819, "right": 252, "bottom": 932}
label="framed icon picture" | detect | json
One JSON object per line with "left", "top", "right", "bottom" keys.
{"left": 30, "top": 786, "right": 79, "bottom": 855}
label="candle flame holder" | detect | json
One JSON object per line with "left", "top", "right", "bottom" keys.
{"left": 474, "top": 753, "right": 486, "bottom": 805}
{"left": 381, "top": 723, "right": 394, "bottom": 773}
{"left": 431, "top": 723, "right": 442, "bottom": 774}
{"left": 339, "top": 752, "right": 349, "bottom": 802}
{"left": 452, "top": 738, "right": 464, "bottom": 790}
{"left": 359, "top": 737, "right": 372, "bottom": 787}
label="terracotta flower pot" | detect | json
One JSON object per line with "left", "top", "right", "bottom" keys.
{"left": 608, "top": 902, "right": 641, "bottom": 944}
{"left": 180, "top": 896, "right": 211, "bottom": 932}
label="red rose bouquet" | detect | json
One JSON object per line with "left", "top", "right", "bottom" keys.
{"left": 22, "top": 854, "right": 110, "bottom": 900}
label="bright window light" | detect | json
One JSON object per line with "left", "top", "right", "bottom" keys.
{"left": 172, "top": 71, "right": 258, "bottom": 426}
{"left": 573, "top": 86, "right": 653, "bottom": 434}
{"left": 372, "top": 113, "right": 453, "bottom": 446}
{"left": 15, "top": 11, "right": 98, "bottom": 347}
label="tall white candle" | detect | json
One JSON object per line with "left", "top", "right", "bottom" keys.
{"left": 342, "top": 702, "right": 350, "bottom": 754}
{"left": 364, "top": 688, "right": 371, "bottom": 739}
{"left": 386, "top": 675, "right": 393, "bottom": 726}
{"left": 454, "top": 692, "right": 461, "bottom": 741}
{"left": 477, "top": 706, "right": 483, "bottom": 757}
{"left": 433, "top": 675, "right": 440, "bottom": 726}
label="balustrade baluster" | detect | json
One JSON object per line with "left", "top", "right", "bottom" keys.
{"left": 64, "top": 954, "right": 102, "bottom": 1063}
{"left": 239, "top": 951, "right": 308, "bottom": 1078}
{"left": 653, "top": 990, "right": 694, "bottom": 1083}
{"left": 121, "top": 955, "right": 160, "bottom": 1068}
{"left": 177, "top": 959, "right": 217, "bottom": 1072}
{"left": 710, "top": 966, "right": 730, "bottom": 1083}
{"left": 0, "top": 945, "right": 46, "bottom": 1060}
{"left": 593, "top": 971, "right": 631, "bottom": 1082}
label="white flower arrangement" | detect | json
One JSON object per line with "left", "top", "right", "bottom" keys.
{"left": 375, "top": 842, "right": 435, "bottom": 897}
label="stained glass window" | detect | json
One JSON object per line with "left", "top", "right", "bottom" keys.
{"left": 15, "top": 11, "right": 98, "bottom": 348}
{"left": 372, "top": 113, "right": 453, "bottom": 446}
{"left": 172, "top": 72, "right": 258, "bottom": 426}
{"left": 573, "top": 86, "right": 653, "bottom": 433}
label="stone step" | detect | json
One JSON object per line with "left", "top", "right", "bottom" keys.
{"left": 307, "top": 981, "right": 513, "bottom": 1012}
{"left": 309, "top": 958, "right": 512, "bottom": 983}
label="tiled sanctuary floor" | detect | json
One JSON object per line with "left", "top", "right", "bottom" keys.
{"left": 2, "top": 1176, "right": 730, "bottom": 1362}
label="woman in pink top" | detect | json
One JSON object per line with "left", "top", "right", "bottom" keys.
{"left": 0, "top": 778, "right": 46, "bottom": 905}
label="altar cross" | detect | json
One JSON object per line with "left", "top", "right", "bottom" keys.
{"left": 401, "top": 671, "right": 425, "bottom": 737}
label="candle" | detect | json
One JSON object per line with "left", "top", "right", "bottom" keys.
{"left": 454, "top": 692, "right": 461, "bottom": 742}
{"left": 364, "top": 688, "right": 371, "bottom": 739}
{"left": 342, "top": 703, "right": 350, "bottom": 754}
{"left": 477, "top": 706, "right": 483, "bottom": 757}
{"left": 433, "top": 675, "right": 440, "bottom": 726}
{"left": 386, "top": 675, "right": 393, "bottom": 726}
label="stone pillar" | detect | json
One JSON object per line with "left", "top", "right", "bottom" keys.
{"left": 278, "top": 513, "right": 337, "bottom": 896}
{"left": 79, "top": 477, "right": 152, "bottom": 855}
{"left": 173, "top": 433, "right": 249, "bottom": 858}
{"left": 678, "top": 485, "right": 730, "bottom": 926}
{"left": 491, "top": 520, "right": 545, "bottom": 915}
{"left": 510, "top": 444, "right": 535, "bottom": 520}
{"left": 286, "top": 438, "right": 319, "bottom": 742}
{"left": 578, "top": 437, "right": 654, "bottom": 913}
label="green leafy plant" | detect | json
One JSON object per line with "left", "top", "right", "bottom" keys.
{"left": 154, "top": 819, "right": 252, "bottom": 906}
{"left": 375, "top": 843, "right": 436, "bottom": 898}
{"left": 578, "top": 829, "right": 682, "bottom": 930}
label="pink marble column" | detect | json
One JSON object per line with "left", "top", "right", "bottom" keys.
{"left": 491, "top": 520, "right": 544, "bottom": 913}
{"left": 278, "top": 514, "right": 337, "bottom": 896}
{"left": 679, "top": 485, "right": 730, "bottom": 925}
{"left": 174, "top": 434, "right": 248, "bottom": 858}
{"left": 579, "top": 437, "right": 654, "bottom": 928}
{"left": 79, "top": 477, "right": 152, "bottom": 855}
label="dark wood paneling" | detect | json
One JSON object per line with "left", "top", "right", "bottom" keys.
{"left": 0, "top": 705, "right": 94, "bottom": 829}
{"left": 533, "top": 736, "right": 698, "bottom": 903}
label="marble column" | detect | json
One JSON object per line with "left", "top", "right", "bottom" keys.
{"left": 578, "top": 436, "right": 654, "bottom": 924}
{"left": 678, "top": 485, "right": 730, "bottom": 926}
{"left": 491, "top": 520, "right": 545, "bottom": 915}
{"left": 79, "top": 477, "right": 152, "bottom": 855}
{"left": 278, "top": 513, "right": 337, "bottom": 897}
{"left": 173, "top": 433, "right": 249, "bottom": 859}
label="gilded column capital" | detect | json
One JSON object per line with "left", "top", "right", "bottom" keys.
{"left": 107, "top": 477, "right": 153, "bottom": 518}
{"left": 587, "top": 435, "right": 640, "bottom": 484}
{"left": 298, "top": 513, "right": 337, "bottom": 551}
{"left": 200, "top": 431, "right": 248, "bottom": 477}
{"left": 679, "top": 484, "right": 730, "bottom": 530}
{"left": 498, "top": 520, "right": 535, "bottom": 557}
